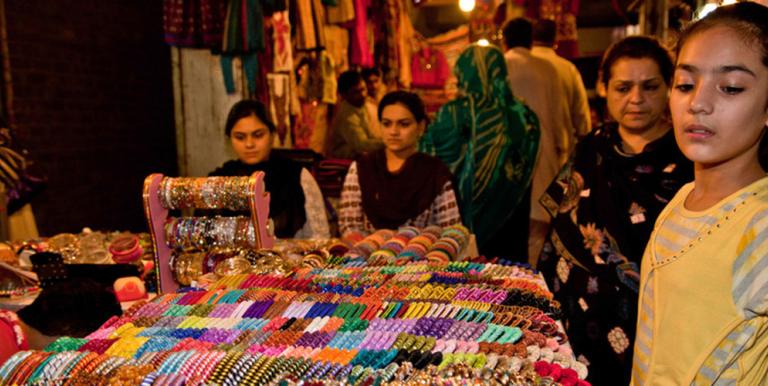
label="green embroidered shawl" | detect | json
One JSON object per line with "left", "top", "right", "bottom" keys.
{"left": 420, "top": 44, "right": 540, "bottom": 248}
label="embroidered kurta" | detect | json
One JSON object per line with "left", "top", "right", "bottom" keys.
{"left": 632, "top": 177, "right": 768, "bottom": 385}
{"left": 537, "top": 125, "right": 693, "bottom": 385}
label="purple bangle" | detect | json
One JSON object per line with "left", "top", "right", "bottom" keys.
{"left": 363, "top": 332, "right": 378, "bottom": 349}
{"left": 368, "top": 333, "right": 383, "bottom": 350}
{"left": 401, "top": 319, "right": 416, "bottom": 333}
{"left": 469, "top": 323, "right": 486, "bottom": 341}
{"left": 257, "top": 300, "right": 273, "bottom": 318}
{"left": 243, "top": 302, "right": 260, "bottom": 318}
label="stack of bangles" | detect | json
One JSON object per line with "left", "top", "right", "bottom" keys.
{"left": 158, "top": 177, "right": 251, "bottom": 211}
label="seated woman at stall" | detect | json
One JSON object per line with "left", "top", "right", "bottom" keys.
{"left": 210, "top": 100, "right": 329, "bottom": 239}
{"left": 338, "top": 91, "right": 461, "bottom": 235}
{"left": 536, "top": 36, "right": 694, "bottom": 385}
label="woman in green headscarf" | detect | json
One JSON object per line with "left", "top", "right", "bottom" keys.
{"left": 420, "top": 44, "right": 540, "bottom": 258}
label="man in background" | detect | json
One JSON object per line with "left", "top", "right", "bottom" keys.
{"left": 532, "top": 19, "right": 591, "bottom": 140}
{"left": 502, "top": 18, "right": 570, "bottom": 263}
{"left": 328, "top": 70, "right": 382, "bottom": 159}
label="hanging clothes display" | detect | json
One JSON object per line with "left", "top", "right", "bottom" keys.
{"left": 297, "top": 102, "right": 330, "bottom": 153}
{"left": 267, "top": 74, "right": 292, "bottom": 148}
{"left": 295, "top": 0, "right": 327, "bottom": 50}
{"left": 326, "top": 0, "right": 355, "bottom": 24}
{"left": 348, "top": 0, "right": 374, "bottom": 67}
{"left": 383, "top": 0, "right": 400, "bottom": 83}
{"left": 410, "top": 45, "right": 451, "bottom": 90}
{"left": 163, "top": 0, "right": 227, "bottom": 48}
{"left": 295, "top": 52, "right": 336, "bottom": 152}
{"left": 384, "top": 0, "right": 415, "bottom": 88}
{"left": 256, "top": 21, "right": 275, "bottom": 104}
{"left": 220, "top": 0, "right": 265, "bottom": 94}
{"left": 296, "top": 52, "right": 336, "bottom": 104}
{"left": 425, "top": 25, "right": 470, "bottom": 70}
{"left": 272, "top": 11, "right": 293, "bottom": 72}
{"left": 270, "top": 4, "right": 300, "bottom": 133}
{"left": 323, "top": 25, "right": 350, "bottom": 74}
{"left": 319, "top": 52, "right": 337, "bottom": 104}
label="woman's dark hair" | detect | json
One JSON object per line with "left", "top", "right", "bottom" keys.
{"left": 676, "top": 2, "right": 768, "bottom": 169}
{"left": 377, "top": 91, "right": 428, "bottom": 123}
{"left": 224, "top": 100, "right": 276, "bottom": 137}
{"left": 599, "top": 36, "right": 674, "bottom": 87}
{"left": 17, "top": 279, "right": 122, "bottom": 337}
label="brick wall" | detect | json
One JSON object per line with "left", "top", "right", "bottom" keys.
{"left": 5, "top": 0, "right": 177, "bottom": 235}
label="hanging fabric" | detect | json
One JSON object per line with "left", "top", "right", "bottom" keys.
{"left": 425, "top": 25, "right": 469, "bottom": 71}
{"left": 410, "top": 45, "right": 451, "bottom": 90}
{"left": 383, "top": 0, "right": 400, "bottom": 85}
{"left": 348, "top": 0, "right": 373, "bottom": 67}
{"left": 272, "top": 11, "right": 293, "bottom": 72}
{"left": 326, "top": 0, "right": 355, "bottom": 24}
{"left": 323, "top": 25, "right": 350, "bottom": 74}
{"left": 295, "top": 0, "right": 327, "bottom": 50}
{"left": 163, "top": 0, "right": 227, "bottom": 48}
{"left": 384, "top": 0, "right": 415, "bottom": 88}
{"left": 256, "top": 21, "right": 275, "bottom": 104}
{"left": 319, "top": 52, "right": 337, "bottom": 104}
{"left": 220, "top": 0, "right": 266, "bottom": 94}
{"left": 267, "top": 74, "right": 292, "bottom": 148}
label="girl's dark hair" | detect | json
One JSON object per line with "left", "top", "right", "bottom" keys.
{"left": 599, "top": 36, "right": 674, "bottom": 87}
{"left": 377, "top": 91, "right": 428, "bottom": 123}
{"left": 676, "top": 2, "right": 768, "bottom": 68}
{"left": 224, "top": 100, "right": 276, "bottom": 137}
{"left": 676, "top": 2, "right": 768, "bottom": 170}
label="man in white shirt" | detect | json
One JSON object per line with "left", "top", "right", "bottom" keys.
{"left": 532, "top": 19, "right": 591, "bottom": 142}
{"left": 502, "top": 17, "right": 570, "bottom": 263}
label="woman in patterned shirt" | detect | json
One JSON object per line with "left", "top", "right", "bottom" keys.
{"left": 536, "top": 36, "right": 694, "bottom": 385}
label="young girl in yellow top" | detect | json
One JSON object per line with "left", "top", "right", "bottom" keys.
{"left": 631, "top": 3, "right": 768, "bottom": 385}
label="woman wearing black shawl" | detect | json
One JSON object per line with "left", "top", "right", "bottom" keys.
{"left": 210, "top": 100, "right": 329, "bottom": 239}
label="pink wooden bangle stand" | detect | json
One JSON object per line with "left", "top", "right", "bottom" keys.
{"left": 142, "top": 172, "right": 274, "bottom": 294}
